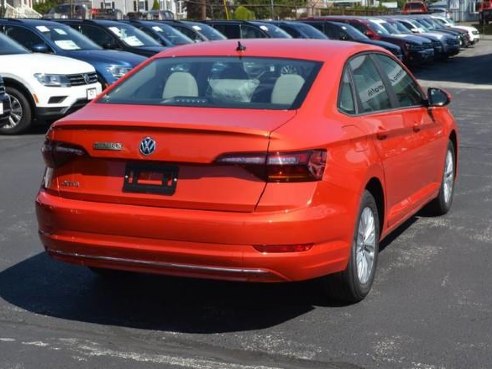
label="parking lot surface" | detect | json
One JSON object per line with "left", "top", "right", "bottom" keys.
{"left": 0, "top": 37, "right": 491, "bottom": 369}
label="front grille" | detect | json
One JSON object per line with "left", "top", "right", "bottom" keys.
{"left": 432, "top": 41, "right": 441, "bottom": 48}
{"left": 67, "top": 72, "right": 98, "bottom": 86}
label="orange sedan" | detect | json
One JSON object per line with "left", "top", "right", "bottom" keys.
{"left": 36, "top": 39, "right": 458, "bottom": 302}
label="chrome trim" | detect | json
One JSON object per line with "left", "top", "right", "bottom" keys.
{"left": 49, "top": 249, "right": 269, "bottom": 276}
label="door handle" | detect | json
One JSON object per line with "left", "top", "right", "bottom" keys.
{"left": 376, "top": 128, "right": 388, "bottom": 140}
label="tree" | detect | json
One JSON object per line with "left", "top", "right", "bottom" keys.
{"left": 234, "top": 5, "right": 255, "bottom": 19}
{"left": 152, "top": 0, "right": 160, "bottom": 10}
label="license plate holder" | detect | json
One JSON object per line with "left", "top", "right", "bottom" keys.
{"left": 87, "top": 88, "right": 97, "bottom": 100}
{"left": 123, "top": 163, "right": 178, "bottom": 195}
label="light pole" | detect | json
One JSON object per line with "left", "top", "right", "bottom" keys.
{"left": 270, "top": 0, "right": 274, "bottom": 19}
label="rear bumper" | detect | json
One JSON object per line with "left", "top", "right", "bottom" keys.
{"left": 36, "top": 190, "right": 351, "bottom": 282}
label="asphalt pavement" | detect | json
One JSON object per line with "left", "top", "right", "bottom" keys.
{"left": 0, "top": 39, "right": 491, "bottom": 369}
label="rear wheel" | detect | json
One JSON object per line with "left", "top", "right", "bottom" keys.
{"left": 0, "top": 86, "right": 33, "bottom": 135}
{"left": 322, "top": 190, "right": 380, "bottom": 303}
{"left": 427, "top": 141, "right": 456, "bottom": 215}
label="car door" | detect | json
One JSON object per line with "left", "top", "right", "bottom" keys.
{"left": 373, "top": 53, "right": 446, "bottom": 204}
{"left": 347, "top": 53, "right": 421, "bottom": 227}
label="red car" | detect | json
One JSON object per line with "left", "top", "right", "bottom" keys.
{"left": 36, "top": 39, "right": 458, "bottom": 302}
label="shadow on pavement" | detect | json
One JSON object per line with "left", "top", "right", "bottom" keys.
{"left": 0, "top": 252, "right": 330, "bottom": 333}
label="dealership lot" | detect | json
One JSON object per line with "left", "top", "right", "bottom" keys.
{"left": 0, "top": 37, "right": 491, "bottom": 369}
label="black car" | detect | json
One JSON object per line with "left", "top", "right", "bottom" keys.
{"left": 123, "top": 20, "right": 193, "bottom": 47}
{"left": 0, "top": 75, "right": 11, "bottom": 127}
{"left": 55, "top": 19, "right": 166, "bottom": 57}
{"left": 160, "top": 20, "right": 227, "bottom": 42}
{"left": 268, "top": 20, "right": 328, "bottom": 39}
{"left": 202, "top": 20, "right": 292, "bottom": 39}
{"left": 301, "top": 20, "right": 404, "bottom": 61}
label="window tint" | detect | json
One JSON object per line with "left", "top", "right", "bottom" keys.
{"left": 213, "top": 24, "right": 240, "bottom": 39}
{"left": 5, "top": 26, "right": 47, "bottom": 52}
{"left": 100, "top": 57, "right": 321, "bottom": 110}
{"left": 339, "top": 69, "right": 355, "bottom": 114}
{"left": 80, "top": 25, "right": 114, "bottom": 47}
{"left": 349, "top": 54, "right": 391, "bottom": 113}
{"left": 374, "top": 54, "right": 423, "bottom": 108}
{"left": 241, "top": 25, "right": 264, "bottom": 38}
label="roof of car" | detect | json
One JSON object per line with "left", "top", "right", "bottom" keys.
{"left": 154, "top": 38, "right": 384, "bottom": 61}
{"left": 0, "top": 18, "right": 69, "bottom": 27}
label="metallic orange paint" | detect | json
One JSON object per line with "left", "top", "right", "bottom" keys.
{"left": 35, "top": 39, "right": 458, "bottom": 283}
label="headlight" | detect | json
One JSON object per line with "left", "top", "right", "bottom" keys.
{"left": 107, "top": 65, "right": 132, "bottom": 79}
{"left": 34, "top": 73, "right": 70, "bottom": 87}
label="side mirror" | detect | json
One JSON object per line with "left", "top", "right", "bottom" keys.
{"left": 427, "top": 87, "right": 451, "bottom": 107}
{"left": 411, "top": 27, "right": 419, "bottom": 33}
{"left": 31, "top": 43, "right": 49, "bottom": 53}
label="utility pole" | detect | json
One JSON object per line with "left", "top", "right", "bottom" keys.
{"left": 201, "top": 0, "right": 206, "bottom": 19}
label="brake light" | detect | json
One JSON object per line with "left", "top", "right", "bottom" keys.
{"left": 41, "top": 140, "right": 88, "bottom": 168}
{"left": 216, "top": 150, "right": 326, "bottom": 182}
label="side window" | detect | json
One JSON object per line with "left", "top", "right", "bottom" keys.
{"left": 374, "top": 54, "right": 423, "bottom": 108}
{"left": 241, "top": 25, "right": 264, "bottom": 38}
{"left": 214, "top": 24, "right": 240, "bottom": 39}
{"left": 349, "top": 54, "right": 391, "bottom": 113}
{"left": 5, "top": 26, "right": 47, "bottom": 51}
{"left": 338, "top": 69, "right": 356, "bottom": 114}
{"left": 80, "top": 25, "right": 114, "bottom": 47}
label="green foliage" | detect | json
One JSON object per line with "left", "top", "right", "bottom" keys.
{"left": 234, "top": 5, "right": 255, "bottom": 19}
{"left": 33, "top": 0, "right": 60, "bottom": 15}
{"left": 152, "top": 0, "right": 160, "bottom": 10}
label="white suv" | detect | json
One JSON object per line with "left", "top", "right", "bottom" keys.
{"left": 431, "top": 15, "right": 481, "bottom": 45}
{"left": 0, "top": 33, "right": 102, "bottom": 134}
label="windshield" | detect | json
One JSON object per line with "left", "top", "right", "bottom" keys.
{"left": 390, "top": 21, "right": 412, "bottom": 34}
{"left": 338, "top": 23, "right": 369, "bottom": 41}
{"left": 106, "top": 23, "right": 161, "bottom": 47}
{"left": 377, "top": 21, "right": 399, "bottom": 35}
{"left": 146, "top": 22, "right": 193, "bottom": 45}
{"left": 34, "top": 24, "right": 101, "bottom": 50}
{"left": 100, "top": 56, "right": 321, "bottom": 110}
{"left": 413, "top": 19, "right": 432, "bottom": 31}
{"left": 368, "top": 21, "right": 391, "bottom": 35}
{"left": 290, "top": 23, "right": 327, "bottom": 39}
{"left": 0, "top": 33, "right": 30, "bottom": 55}
{"left": 183, "top": 22, "right": 227, "bottom": 41}
{"left": 251, "top": 22, "right": 292, "bottom": 38}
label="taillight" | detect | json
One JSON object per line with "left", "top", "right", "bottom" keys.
{"left": 216, "top": 149, "right": 327, "bottom": 182}
{"left": 41, "top": 140, "right": 88, "bottom": 168}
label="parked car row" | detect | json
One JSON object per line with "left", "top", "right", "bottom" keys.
{"left": 0, "top": 14, "right": 479, "bottom": 135}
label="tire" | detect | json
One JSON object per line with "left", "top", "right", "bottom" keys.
{"left": 322, "top": 190, "right": 380, "bottom": 303}
{"left": 427, "top": 141, "right": 456, "bottom": 216}
{"left": 0, "top": 86, "right": 33, "bottom": 135}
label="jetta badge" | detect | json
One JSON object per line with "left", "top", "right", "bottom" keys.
{"left": 140, "top": 137, "right": 156, "bottom": 156}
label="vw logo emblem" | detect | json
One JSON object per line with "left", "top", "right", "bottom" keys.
{"left": 83, "top": 73, "right": 91, "bottom": 84}
{"left": 139, "top": 137, "right": 156, "bottom": 156}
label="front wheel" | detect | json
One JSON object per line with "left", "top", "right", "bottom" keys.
{"left": 322, "top": 190, "right": 380, "bottom": 303}
{"left": 427, "top": 141, "right": 456, "bottom": 215}
{"left": 0, "top": 86, "right": 33, "bottom": 135}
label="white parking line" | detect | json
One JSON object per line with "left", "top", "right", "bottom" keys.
{"left": 418, "top": 80, "right": 492, "bottom": 90}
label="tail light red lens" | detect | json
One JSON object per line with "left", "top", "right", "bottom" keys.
{"left": 216, "top": 150, "right": 327, "bottom": 182}
{"left": 42, "top": 140, "right": 88, "bottom": 168}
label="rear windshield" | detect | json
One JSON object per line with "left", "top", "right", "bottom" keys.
{"left": 99, "top": 56, "right": 322, "bottom": 110}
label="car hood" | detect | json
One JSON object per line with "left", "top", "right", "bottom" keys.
{"left": 388, "top": 34, "right": 432, "bottom": 44}
{"left": 64, "top": 49, "right": 146, "bottom": 67}
{"left": 0, "top": 53, "right": 94, "bottom": 74}
{"left": 132, "top": 46, "right": 167, "bottom": 57}
{"left": 364, "top": 39, "right": 401, "bottom": 52}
